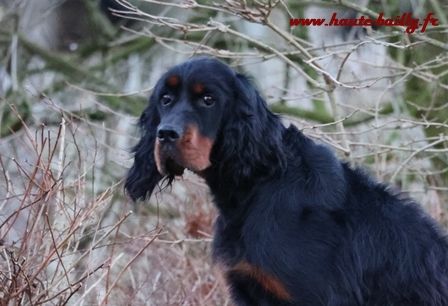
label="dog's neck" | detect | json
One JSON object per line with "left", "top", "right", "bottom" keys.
{"left": 202, "top": 166, "right": 258, "bottom": 218}
{"left": 201, "top": 124, "right": 292, "bottom": 216}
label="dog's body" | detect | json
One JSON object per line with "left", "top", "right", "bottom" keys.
{"left": 126, "top": 57, "right": 448, "bottom": 306}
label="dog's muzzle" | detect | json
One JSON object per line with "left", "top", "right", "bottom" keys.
{"left": 154, "top": 124, "right": 213, "bottom": 176}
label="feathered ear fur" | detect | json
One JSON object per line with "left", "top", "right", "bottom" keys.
{"left": 125, "top": 102, "right": 164, "bottom": 201}
{"left": 212, "top": 74, "right": 287, "bottom": 185}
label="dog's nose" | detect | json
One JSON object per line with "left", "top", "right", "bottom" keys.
{"left": 157, "top": 125, "right": 181, "bottom": 143}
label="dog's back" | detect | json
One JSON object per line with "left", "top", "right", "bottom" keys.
{"left": 215, "top": 125, "right": 448, "bottom": 306}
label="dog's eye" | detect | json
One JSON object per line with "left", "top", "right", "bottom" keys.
{"left": 200, "top": 95, "right": 215, "bottom": 107}
{"left": 160, "top": 94, "right": 173, "bottom": 106}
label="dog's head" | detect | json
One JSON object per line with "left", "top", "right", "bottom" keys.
{"left": 125, "top": 57, "right": 286, "bottom": 201}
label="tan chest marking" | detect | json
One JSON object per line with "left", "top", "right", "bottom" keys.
{"left": 228, "top": 261, "right": 292, "bottom": 301}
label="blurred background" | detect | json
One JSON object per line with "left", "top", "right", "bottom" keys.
{"left": 0, "top": 0, "right": 447, "bottom": 305}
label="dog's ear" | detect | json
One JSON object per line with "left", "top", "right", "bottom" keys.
{"left": 214, "top": 73, "right": 286, "bottom": 182}
{"left": 125, "top": 102, "right": 163, "bottom": 201}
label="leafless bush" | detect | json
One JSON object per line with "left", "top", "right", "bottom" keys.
{"left": 0, "top": 108, "right": 231, "bottom": 305}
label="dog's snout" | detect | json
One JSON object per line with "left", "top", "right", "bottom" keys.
{"left": 157, "top": 125, "right": 181, "bottom": 143}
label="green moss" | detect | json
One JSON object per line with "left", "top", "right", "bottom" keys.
{"left": 1, "top": 94, "right": 30, "bottom": 137}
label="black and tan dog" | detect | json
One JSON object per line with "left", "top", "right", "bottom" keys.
{"left": 125, "top": 57, "right": 448, "bottom": 306}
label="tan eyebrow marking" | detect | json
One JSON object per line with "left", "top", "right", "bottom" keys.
{"left": 192, "top": 83, "right": 205, "bottom": 94}
{"left": 167, "top": 75, "right": 180, "bottom": 87}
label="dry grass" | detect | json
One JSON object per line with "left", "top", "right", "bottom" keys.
{"left": 0, "top": 114, "right": 229, "bottom": 305}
